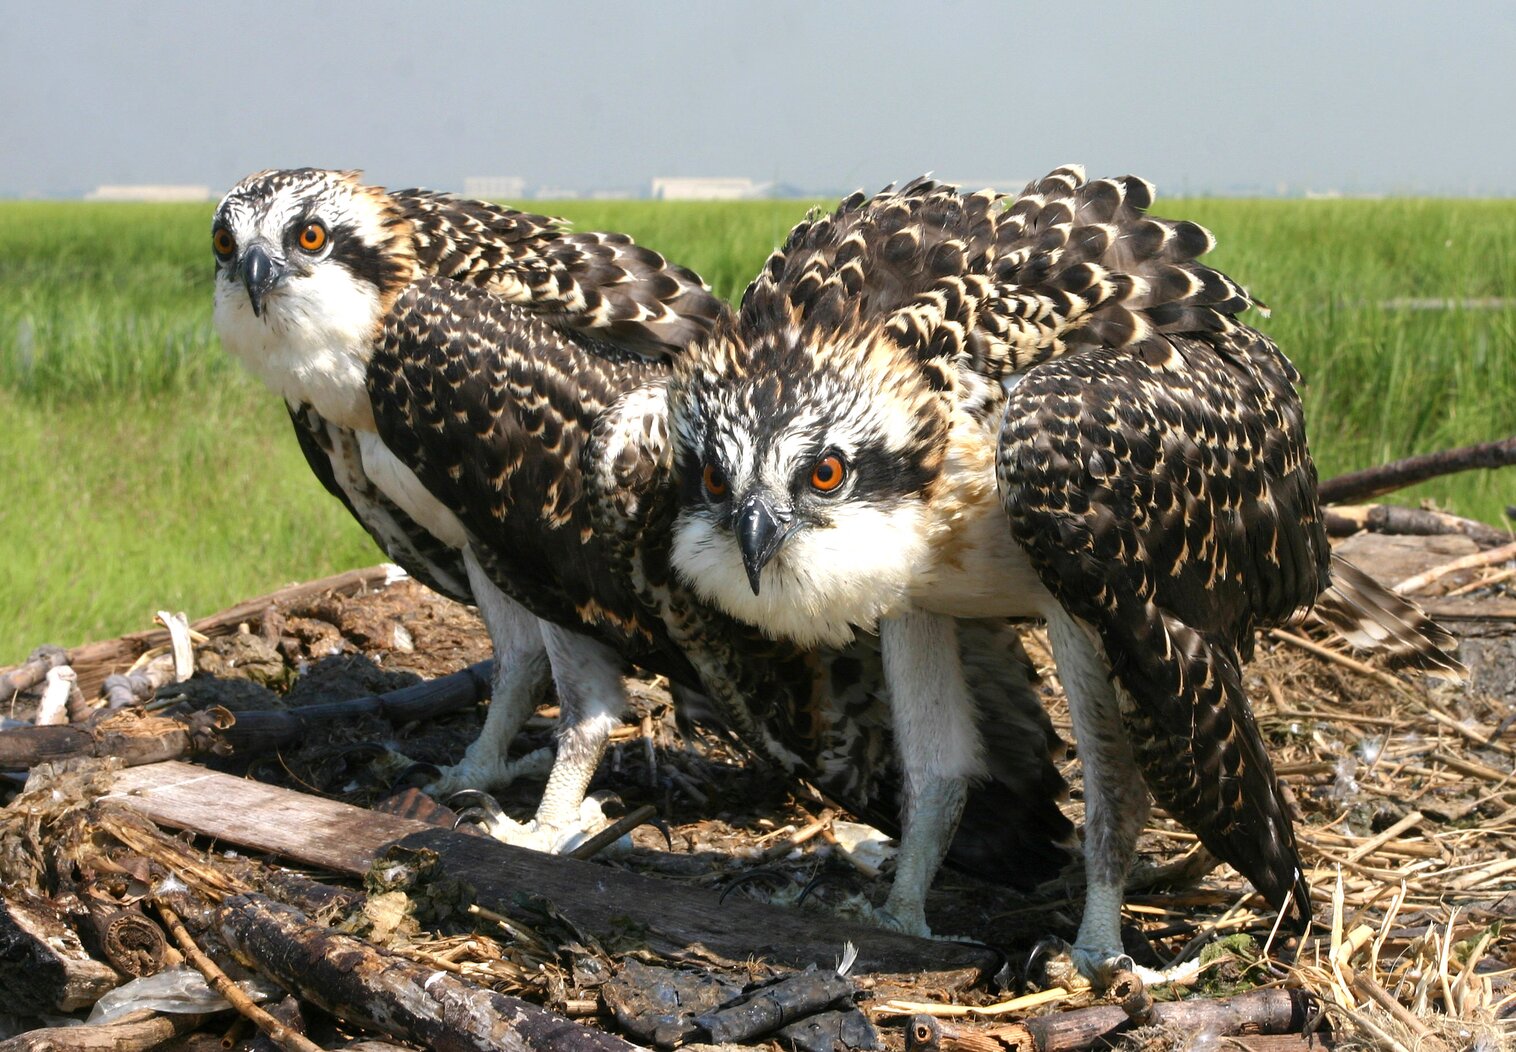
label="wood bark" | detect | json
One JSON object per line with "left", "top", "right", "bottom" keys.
{"left": 0, "top": 894, "right": 122, "bottom": 1014}
{"left": 217, "top": 894, "right": 639, "bottom": 1052}
{"left": 106, "top": 761, "right": 999, "bottom": 978}
{"left": 0, "top": 662, "right": 491, "bottom": 771}
{"left": 0, "top": 1013, "right": 211, "bottom": 1052}
{"left": 0, "top": 646, "right": 69, "bottom": 701}
{"left": 1317, "top": 436, "right": 1516, "bottom": 506}
{"left": 0, "top": 566, "right": 397, "bottom": 700}
{"left": 904, "top": 987, "right": 1320, "bottom": 1052}
{"left": 1324, "top": 504, "right": 1512, "bottom": 547}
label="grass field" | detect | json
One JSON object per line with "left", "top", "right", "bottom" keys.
{"left": 1, "top": 194, "right": 1512, "bottom": 659}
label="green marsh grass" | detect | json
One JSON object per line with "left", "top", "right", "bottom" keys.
{"left": 0, "top": 195, "right": 1511, "bottom": 658}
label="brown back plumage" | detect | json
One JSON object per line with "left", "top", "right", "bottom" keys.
{"left": 392, "top": 188, "right": 724, "bottom": 357}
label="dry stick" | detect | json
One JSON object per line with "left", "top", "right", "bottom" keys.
{"left": 154, "top": 901, "right": 324, "bottom": 1052}
{"left": 566, "top": 803, "right": 659, "bottom": 861}
{"left": 1422, "top": 708, "right": 1514, "bottom": 757}
{"left": 1430, "top": 750, "right": 1514, "bottom": 785}
{"left": 1342, "top": 811, "right": 1424, "bottom": 865}
{"left": 1266, "top": 630, "right": 1414, "bottom": 695}
{"left": 0, "top": 645, "right": 68, "bottom": 700}
{"left": 761, "top": 808, "right": 836, "bottom": 862}
{"left": 1393, "top": 539, "right": 1516, "bottom": 595}
{"left": 0, "top": 660, "right": 494, "bottom": 770}
{"left": 1317, "top": 436, "right": 1516, "bottom": 505}
{"left": 1446, "top": 564, "right": 1516, "bottom": 596}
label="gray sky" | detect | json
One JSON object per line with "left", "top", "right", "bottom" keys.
{"left": 3, "top": 1, "right": 1512, "bottom": 198}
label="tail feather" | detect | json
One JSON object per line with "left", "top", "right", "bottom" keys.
{"left": 1308, "top": 555, "right": 1466, "bottom": 680}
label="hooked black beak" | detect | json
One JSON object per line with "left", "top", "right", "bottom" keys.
{"left": 239, "top": 245, "right": 280, "bottom": 317}
{"left": 735, "top": 494, "right": 795, "bottom": 595}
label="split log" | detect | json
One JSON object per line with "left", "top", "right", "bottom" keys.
{"left": 1317, "top": 436, "right": 1516, "bottom": 506}
{"left": 0, "top": 893, "right": 122, "bottom": 1013}
{"left": 0, "top": 662, "right": 491, "bottom": 771}
{"left": 217, "top": 894, "right": 639, "bottom": 1052}
{"left": 0, "top": 1012, "right": 211, "bottom": 1052}
{"left": 1324, "top": 504, "right": 1512, "bottom": 547}
{"left": 106, "top": 761, "right": 999, "bottom": 978}
{"left": 0, "top": 565, "right": 398, "bottom": 699}
{"left": 904, "top": 987, "right": 1319, "bottom": 1052}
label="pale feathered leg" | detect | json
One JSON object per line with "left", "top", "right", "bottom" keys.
{"left": 527, "top": 624, "right": 629, "bottom": 847}
{"left": 425, "top": 548, "right": 552, "bottom": 797}
{"left": 873, "top": 609, "right": 986, "bottom": 937}
{"left": 1043, "top": 607, "right": 1189, "bottom": 986}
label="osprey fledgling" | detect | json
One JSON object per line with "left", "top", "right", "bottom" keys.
{"left": 210, "top": 169, "right": 1075, "bottom": 883}
{"left": 668, "top": 168, "right": 1462, "bottom": 978}
{"left": 213, "top": 168, "right": 724, "bottom": 849}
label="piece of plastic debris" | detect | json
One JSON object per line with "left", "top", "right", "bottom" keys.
{"left": 86, "top": 965, "right": 281, "bottom": 1025}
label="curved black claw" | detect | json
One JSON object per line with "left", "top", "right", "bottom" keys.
{"left": 390, "top": 761, "right": 442, "bottom": 791}
{"left": 795, "top": 871, "right": 852, "bottom": 907}
{"left": 717, "top": 868, "right": 795, "bottom": 906}
{"left": 648, "top": 817, "right": 674, "bottom": 852}
{"left": 448, "top": 789, "right": 511, "bottom": 832}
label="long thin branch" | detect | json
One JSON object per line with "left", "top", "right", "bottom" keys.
{"left": 1318, "top": 437, "right": 1516, "bottom": 506}
{"left": 154, "top": 900, "right": 324, "bottom": 1052}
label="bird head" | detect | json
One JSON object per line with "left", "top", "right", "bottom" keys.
{"left": 668, "top": 308, "right": 952, "bottom": 648}
{"left": 211, "top": 168, "right": 417, "bottom": 424}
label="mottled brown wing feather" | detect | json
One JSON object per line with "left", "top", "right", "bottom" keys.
{"left": 998, "top": 328, "right": 1327, "bottom": 927}
{"left": 391, "top": 189, "right": 726, "bottom": 358}
{"left": 366, "top": 275, "right": 694, "bottom": 682}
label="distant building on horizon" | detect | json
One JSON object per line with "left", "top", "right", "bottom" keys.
{"left": 84, "top": 184, "right": 214, "bottom": 202}
{"left": 463, "top": 176, "right": 527, "bottom": 200}
{"left": 651, "top": 177, "right": 768, "bottom": 201}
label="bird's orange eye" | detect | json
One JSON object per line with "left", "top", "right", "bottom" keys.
{"left": 297, "top": 221, "right": 327, "bottom": 253}
{"left": 212, "top": 227, "right": 235, "bottom": 258}
{"left": 810, "top": 454, "right": 846, "bottom": 492}
{"left": 702, "top": 464, "right": 728, "bottom": 498}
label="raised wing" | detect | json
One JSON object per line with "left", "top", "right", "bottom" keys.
{"left": 997, "top": 327, "right": 1326, "bottom": 925}
{"left": 392, "top": 189, "right": 726, "bottom": 358}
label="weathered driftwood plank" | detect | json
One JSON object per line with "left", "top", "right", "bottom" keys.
{"left": 106, "top": 761, "right": 998, "bottom": 977}
{"left": 0, "top": 565, "right": 397, "bottom": 699}
{"left": 219, "top": 894, "right": 638, "bottom": 1052}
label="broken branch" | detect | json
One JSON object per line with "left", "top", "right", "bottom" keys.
{"left": 1317, "top": 437, "right": 1516, "bottom": 505}
{"left": 1324, "top": 504, "right": 1512, "bottom": 548}
{"left": 905, "top": 987, "right": 1319, "bottom": 1052}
